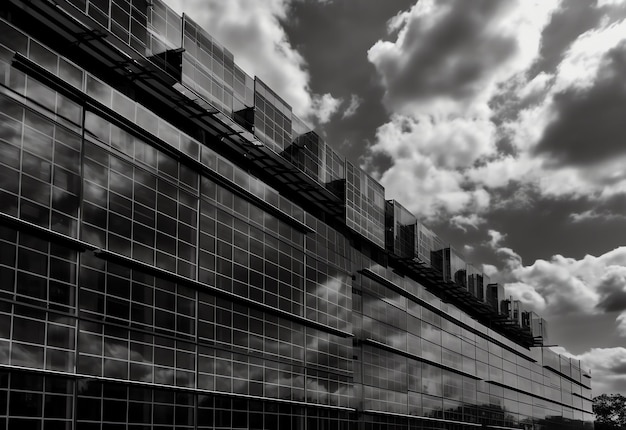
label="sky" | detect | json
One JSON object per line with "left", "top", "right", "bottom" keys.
{"left": 163, "top": 0, "right": 626, "bottom": 396}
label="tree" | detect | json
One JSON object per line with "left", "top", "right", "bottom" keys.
{"left": 594, "top": 394, "right": 626, "bottom": 429}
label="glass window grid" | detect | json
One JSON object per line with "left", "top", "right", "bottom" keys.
{"left": 362, "top": 346, "right": 408, "bottom": 394}
{"left": 254, "top": 80, "right": 293, "bottom": 153}
{"left": 182, "top": 16, "right": 239, "bottom": 93}
{"left": 359, "top": 345, "right": 591, "bottom": 428}
{"left": 359, "top": 254, "right": 550, "bottom": 373}
{"left": 197, "top": 296, "right": 304, "bottom": 364}
{"left": 359, "top": 266, "right": 560, "bottom": 386}
{"left": 1, "top": 370, "right": 74, "bottom": 428}
{"left": 305, "top": 257, "right": 352, "bottom": 331}
{"left": 0, "top": 301, "right": 76, "bottom": 373}
{"left": 360, "top": 275, "right": 407, "bottom": 311}
{"left": 353, "top": 274, "right": 592, "bottom": 424}
{"left": 202, "top": 146, "right": 304, "bottom": 224}
{"left": 69, "top": 257, "right": 349, "bottom": 405}
{"left": 321, "top": 140, "right": 346, "bottom": 191}
{"left": 345, "top": 161, "right": 385, "bottom": 248}
{"left": 81, "top": 139, "right": 198, "bottom": 278}
{"left": 2, "top": 17, "right": 310, "bottom": 229}
{"left": 303, "top": 369, "right": 352, "bottom": 408}
{"left": 361, "top": 291, "right": 406, "bottom": 330}
{"left": 84, "top": 111, "right": 199, "bottom": 193}
{"left": 0, "top": 90, "right": 82, "bottom": 239}
{"left": 305, "top": 329, "right": 352, "bottom": 374}
{"left": 77, "top": 319, "right": 197, "bottom": 387}
{"left": 4, "top": 39, "right": 83, "bottom": 133}
{"left": 62, "top": 0, "right": 149, "bottom": 54}
{"left": 387, "top": 200, "right": 417, "bottom": 259}
{"left": 5, "top": 14, "right": 337, "bottom": 261}
{"left": 0, "top": 228, "right": 77, "bottom": 313}
{"left": 304, "top": 215, "right": 350, "bottom": 272}
{"left": 146, "top": 0, "right": 182, "bottom": 53}
{"left": 198, "top": 195, "right": 304, "bottom": 315}
{"left": 284, "top": 124, "right": 323, "bottom": 181}
{"left": 181, "top": 54, "right": 232, "bottom": 115}
{"left": 79, "top": 257, "right": 196, "bottom": 340}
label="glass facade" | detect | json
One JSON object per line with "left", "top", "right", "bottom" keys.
{"left": 0, "top": 1, "right": 592, "bottom": 429}
{"left": 345, "top": 161, "right": 386, "bottom": 249}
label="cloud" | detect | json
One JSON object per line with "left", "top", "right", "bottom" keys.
{"left": 365, "top": 0, "right": 562, "bottom": 222}
{"left": 487, "top": 229, "right": 506, "bottom": 248}
{"left": 163, "top": 0, "right": 341, "bottom": 124}
{"left": 363, "top": 0, "right": 626, "bottom": 228}
{"left": 369, "top": 0, "right": 532, "bottom": 113}
{"left": 529, "top": 1, "right": 604, "bottom": 76}
{"left": 342, "top": 94, "right": 362, "bottom": 119}
{"left": 570, "top": 209, "right": 626, "bottom": 223}
{"left": 494, "top": 19, "right": 626, "bottom": 202}
{"left": 368, "top": 113, "right": 493, "bottom": 220}
{"left": 596, "top": 266, "right": 626, "bottom": 313}
{"left": 490, "top": 242, "right": 626, "bottom": 331}
{"left": 450, "top": 214, "right": 485, "bottom": 232}
{"left": 597, "top": 0, "right": 626, "bottom": 7}
{"left": 533, "top": 42, "right": 626, "bottom": 167}
{"left": 498, "top": 21, "right": 626, "bottom": 196}
{"left": 504, "top": 282, "right": 547, "bottom": 312}
{"left": 507, "top": 256, "right": 601, "bottom": 315}
{"left": 311, "top": 93, "right": 342, "bottom": 124}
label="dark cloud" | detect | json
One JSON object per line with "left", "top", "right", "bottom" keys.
{"left": 283, "top": 0, "right": 415, "bottom": 165}
{"left": 597, "top": 272, "right": 626, "bottom": 313}
{"left": 535, "top": 42, "right": 626, "bottom": 167}
{"left": 374, "top": 0, "right": 517, "bottom": 106}
{"left": 609, "top": 361, "right": 626, "bottom": 375}
{"left": 529, "top": 1, "right": 603, "bottom": 77}
{"left": 529, "top": 0, "right": 626, "bottom": 78}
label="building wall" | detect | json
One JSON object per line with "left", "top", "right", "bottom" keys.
{"left": 0, "top": 1, "right": 593, "bottom": 429}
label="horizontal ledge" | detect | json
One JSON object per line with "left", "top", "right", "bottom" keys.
{"left": 362, "top": 409, "right": 483, "bottom": 427}
{"left": 361, "top": 338, "right": 481, "bottom": 380}
{"left": 0, "top": 212, "right": 97, "bottom": 251}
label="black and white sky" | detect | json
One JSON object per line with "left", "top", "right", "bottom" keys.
{"left": 164, "top": 0, "right": 626, "bottom": 396}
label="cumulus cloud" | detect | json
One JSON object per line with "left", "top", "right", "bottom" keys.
{"left": 487, "top": 229, "right": 506, "bottom": 248}
{"left": 365, "top": 0, "right": 562, "bottom": 222}
{"left": 498, "top": 19, "right": 626, "bottom": 202}
{"left": 368, "top": 113, "right": 493, "bottom": 219}
{"left": 311, "top": 93, "right": 342, "bottom": 124}
{"left": 367, "top": 0, "right": 555, "bottom": 113}
{"left": 163, "top": 0, "right": 341, "bottom": 124}
{"left": 507, "top": 256, "right": 601, "bottom": 315}
{"left": 489, "top": 234, "right": 626, "bottom": 335}
{"left": 363, "top": 0, "right": 626, "bottom": 227}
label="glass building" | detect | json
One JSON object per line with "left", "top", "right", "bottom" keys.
{"left": 0, "top": 0, "right": 593, "bottom": 428}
